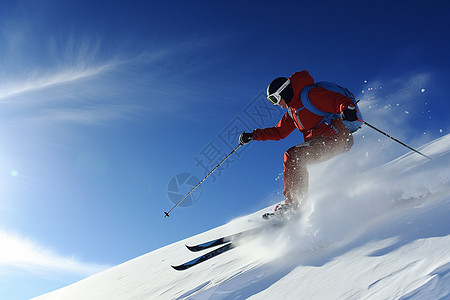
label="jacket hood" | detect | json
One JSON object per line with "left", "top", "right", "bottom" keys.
{"left": 288, "top": 71, "right": 315, "bottom": 109}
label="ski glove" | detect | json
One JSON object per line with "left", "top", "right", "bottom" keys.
{"left": 239, "top": 132, "right": 253, "bottom": 145}
{"left": 341, "top": 106, "right": 358, "bottom": 122}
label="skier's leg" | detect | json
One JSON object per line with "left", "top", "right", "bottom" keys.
{"left": 283, "top": 143, "right": 310, "bottom": 206}
{"left": 283, "top": 133, "right": 353, "bottom": 206}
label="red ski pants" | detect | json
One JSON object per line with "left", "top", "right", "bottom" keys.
{"left": 283, "top": 132, "right": 354, "bottom": 205}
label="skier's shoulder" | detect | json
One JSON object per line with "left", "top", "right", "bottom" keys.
{"left": 289, "top": 70, "right": 314, "bottom": 92}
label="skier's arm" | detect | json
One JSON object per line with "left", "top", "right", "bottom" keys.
{"left": 253, "top": 113, "right": 296, "bottom": 141}
{"left": 309, "top": 87, "right": 356, "bottom": 114}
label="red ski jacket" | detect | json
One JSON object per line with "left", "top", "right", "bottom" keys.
{"left": 253, "top": 71, "right": 355, "bottom": 142}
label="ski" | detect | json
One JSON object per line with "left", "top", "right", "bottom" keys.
{"left": 172, "top": 223, "right": 284, "bottom": 271}
{"left": 172, "top": 242, "right": 235, "bottom": 271}
{"left": 185, "top": 225, "right": 271, "bottom": 252}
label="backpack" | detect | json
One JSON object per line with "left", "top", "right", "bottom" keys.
{"left": 299, "top": 81, "right": 363, "bottom": 133}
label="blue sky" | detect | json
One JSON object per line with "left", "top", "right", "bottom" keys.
{"left": 0, "top": 0, "right": 449, "bottom": 298}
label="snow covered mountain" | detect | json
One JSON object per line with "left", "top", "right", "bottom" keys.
{"left": 34, "top": 134, "right": 450, "bottom": 300}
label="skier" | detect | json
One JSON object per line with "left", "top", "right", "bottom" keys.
{"left": 239, "top": 70, "right": 358, "bottom": 218}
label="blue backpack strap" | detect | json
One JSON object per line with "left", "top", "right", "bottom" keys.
{"left": 300, "top": 85, "right": 331, "bottom": 117}
{"left": 300, "top": 84, "right": 338, "bottom": 128}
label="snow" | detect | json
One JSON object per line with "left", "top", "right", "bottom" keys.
{"left": 34, "top": 134, "right": 450, "bottom": 300}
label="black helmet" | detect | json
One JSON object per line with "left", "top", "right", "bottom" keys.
{"left": 266, "top": 77, "right": 294, "bottom": 104}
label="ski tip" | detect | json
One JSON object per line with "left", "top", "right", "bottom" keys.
{"left": 185, "top": 244, "right": 200, "bottom": 252}
{"left": 171, "top": 264, "right": 188, "bottom": 271}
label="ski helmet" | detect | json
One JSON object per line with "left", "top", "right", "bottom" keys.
{"left": 267, "top": 77, "right": 294, "bottom": 104}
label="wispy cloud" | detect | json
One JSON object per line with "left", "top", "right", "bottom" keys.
{"left": 0, "top": 63, "right": 117, "bottom": 101}
{"left": 0, "top": 34, "right": 228, "bottom": 127}
{"left": 0, "top": 229, "right": 110, "bottom": 277}
{"left": 28, "top": 104, "right": 142, "bottom": 126}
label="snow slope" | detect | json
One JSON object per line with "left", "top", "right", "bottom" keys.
{"left": 35, "top": 134, "right": 450, "bottom": 300}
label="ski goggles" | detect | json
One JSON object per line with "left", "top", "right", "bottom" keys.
{"left": 267, "top": 79, "right": 290, "bottom": 105}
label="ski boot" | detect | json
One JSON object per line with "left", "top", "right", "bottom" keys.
{"left": 262, "top": 202, "right": 300, "bottom": 221}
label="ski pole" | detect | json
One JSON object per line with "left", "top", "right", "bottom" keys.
{"left": 164, "top": 143, "right": 244, "bottom": 218}
{"left": 358, "top": 118, "right": 432, "bottom": 161}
